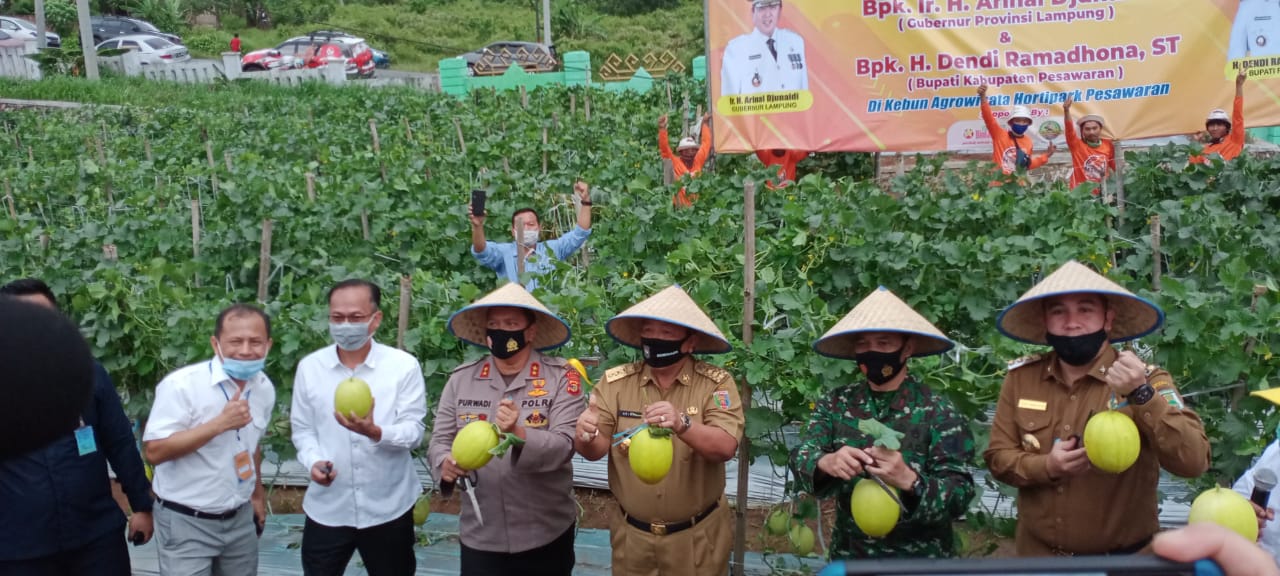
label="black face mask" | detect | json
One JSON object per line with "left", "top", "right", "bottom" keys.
{"left": 487, "top": 328, "right": 528, "bottom": 360}
{"left": 856, "top": 346, "right": 907, "bottom": 386}
{"left": 641, "top": 337, "right": 688, "bottom": 368}
{"left": 1045, "top": 329, "right": 1108, "bottom": 366}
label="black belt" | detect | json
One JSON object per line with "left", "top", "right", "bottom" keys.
{"left": 1052, "top": 535, "right": 1152, "bottom": 557}
{"left": 622, "top": 500, "right": 718, "bottom": 536}
{"left": 158, "top": 499, "right": 240, "bottom": 521}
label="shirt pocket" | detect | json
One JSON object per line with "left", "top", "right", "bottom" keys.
{"left": 1015, "top": 409, "right": 1052, "bottom": 454}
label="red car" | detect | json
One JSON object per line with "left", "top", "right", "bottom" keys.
{"left": 241, "top": 34, "right": 375, "bottom": 78}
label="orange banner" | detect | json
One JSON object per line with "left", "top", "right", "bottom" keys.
{"left": 708, "top": 0, "right": 1280, "bottom": 153}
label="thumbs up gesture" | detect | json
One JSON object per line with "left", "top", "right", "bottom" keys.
{"left": 577, "top": 393, "right": 600, "bottom": 442}
{"left": 218, "top": 386, "right": 252, "bottom": 433}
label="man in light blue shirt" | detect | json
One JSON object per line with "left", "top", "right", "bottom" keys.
{"left": 470, "top": 181, "right": 593, "bottom": 291}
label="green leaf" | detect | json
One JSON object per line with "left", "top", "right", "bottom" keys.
{"left": 858, "top": 418, "right": 905, "bottom": 450}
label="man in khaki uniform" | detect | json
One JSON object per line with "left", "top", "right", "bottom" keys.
{"left": 429, "top": 283, "right": 586, "bottom": 576}
{"left": 574, "top": 285, "right": 744, "bottom": 576}
{"left": 984, "top": 261, "right": 1211, "bottom": 556}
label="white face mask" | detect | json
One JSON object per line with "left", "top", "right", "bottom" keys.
{"left": 520, "top": 229, "right": 539, "bottom": 248}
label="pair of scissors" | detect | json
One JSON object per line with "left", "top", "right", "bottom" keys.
{"left": 457, "top": 471, "right": 483, "bottom": 526}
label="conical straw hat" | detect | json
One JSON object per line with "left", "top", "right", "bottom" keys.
{"left": 447, "top": 282, "right": 571, "bottom": 351}
{"left": 996, "top": 260, "right": 1163, "bottom": 345}
{"left": 813, "top": 286, "right": 954, "bottom": 359}
{"left": 605, "top": 285, "right": 731, "bottom": 354}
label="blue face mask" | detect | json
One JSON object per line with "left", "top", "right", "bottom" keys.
{"left": 1010, "top": 123, "right": 1030, "bottom": 135}
{"left": 218, "top": 343, "right": 266, "bottom": 381}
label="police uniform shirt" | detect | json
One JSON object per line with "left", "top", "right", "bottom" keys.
{"left": 720, "top": 27, "right": 809, "bottom": 95}
{"left": 427, "top": 352, "right": 585, "bottom": 554}
{"left": 1230, "top": 0, "right": 1280, "bottom": 59}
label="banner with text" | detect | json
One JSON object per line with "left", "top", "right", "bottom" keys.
{"left": 707, "top": 0, "right": 1280, "bottom": 153}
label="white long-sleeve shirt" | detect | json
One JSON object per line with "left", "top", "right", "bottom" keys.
{"left": 291, "top": 340, "right": 428, "bottom": 529}
{"left": 1234, "top": 438, "right": 1280, "bottom": 566}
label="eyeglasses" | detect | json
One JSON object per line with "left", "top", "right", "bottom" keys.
{"left": 329, "top": 313, "right": 373, "bottom": 324}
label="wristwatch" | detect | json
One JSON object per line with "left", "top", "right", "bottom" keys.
{"left": 678, "top": 413, "right": 692, "bottom": 434}
{"left": 1127, "top": 383, "right": 1155, "bottom": 406}
{"left": 910, "top": 474, "right": 925, "bottom": 495}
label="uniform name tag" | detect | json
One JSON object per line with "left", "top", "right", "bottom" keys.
{"left": 75, "top": 425, "right": 97, "bottom": 456}
{"left": 1017, "top": 399, "right": 1047, "bottom": 411}
{"left": 618, "top": 410, "right": 643, "bottom": 419}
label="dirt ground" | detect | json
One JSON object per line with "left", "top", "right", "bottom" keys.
{"left": 115, "top": 481, "right": 1013, "bottom": 556}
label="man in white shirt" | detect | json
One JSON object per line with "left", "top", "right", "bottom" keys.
{"left": 1234, "top": 386, "right": 1280, "bottom": 567}
{"left": 720, "top": 0, "right": 809, "bottom": 96}
{"left": 1229, "top": 0, "right": 1280, "bottom": 60}
{"left": 143, "top": 304, "right": 275, "bottom": 575}
{"left": 291, "top": 279, "right": 428, "bottom": 576}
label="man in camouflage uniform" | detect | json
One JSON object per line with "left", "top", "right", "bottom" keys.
{"left": 791, "top": 287, "right": 976, "bottom": 558}
{"left": 429, "top": 283, "right": 585, "bottom": 575}
{"left": 985, "top": 260, "right": 1210, "bottom": 556}
{"left": 574, "top": 285, "right": 744, "bottom": 576}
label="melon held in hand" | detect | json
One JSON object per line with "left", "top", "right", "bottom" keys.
{"left": 628, "top": 428, "right": 673, "bottom": 485}
{"left": 452, "top": 421, "right": 500, "bottom": 471}
{"left": 334, "top": 377, "right": 373, "bottom": 419}
{"left": 1188, "top": 487, "right": 1258, "bottom": 542}
{"left": 1083, "top": 410, "right": 1140, "bottom": 474}
{"left": 851, "top": 477, "right": 901, "bottom": 538}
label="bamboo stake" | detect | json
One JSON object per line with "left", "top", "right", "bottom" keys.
{"left": 732, "top": 180, "right": 757, "bottom": 576}
{"left": 665, "top": 81, "right": 672, "bottom": 110}
{"left": 584, "top": 88, "right": 591, "bottom": 122}
{"left": 397, "top": 274, "right": 412, "bottom": 350}
{"left": 542, "top": 126, "right": 549, "bottom": 175}
{"left": 94, "top": 137, "right": 105, "bottom": 165}
{"left": 39, "top": 233, "right": 49, "bottom": 250}
{"left": 305, "top": 172, "right": 316, "bottom": 202}
{"left": 520, "top": 85, "right": 528, "bottom": 109}
{"left": 1150, "top": 214, "right": 1162, "bottom": 292}
{"left": 257, "top": 219, "right": 273, "bottom": 303}
{"left": 552, "top": 111, "right": 559, "bottom": 131}
{"left": 4, "top": 179, "right": 14, "bottom": 220}
{"left": 224, "top": 151, "right": 234, "bottom": 172}
{"left": 370, "top": 118, "right": 386, "bottom": 182}
{"left": 27, "top": 146, "right": 33, "bottom": 165}
{"left": 403, "top": 117, "right": 413, "bottom": 141}
{"left": 453, "top": 117, "right": 467, "bottom": 154}
{"left": 143, "top": 135, "right": 152, "bottom": 162}
{"left": 361, "top": 210, "right": 370, "bottom": 241}
{"left": 191, "top": 199, "right": 202, "bottom": 288}
{"left": 205, "top": 140, "right": 218, "bottom": 194}
{"left": 570, "top": 92, "right": 576, "bottom": 116}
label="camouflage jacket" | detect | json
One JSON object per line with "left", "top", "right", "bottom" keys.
{"left": 789, "top": 377, "right": 976, "bottom": 559}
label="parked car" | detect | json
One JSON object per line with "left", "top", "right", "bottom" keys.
{"left": 0, "top": 16, "right": 60, "bottom": 47}
{"left": 459, "top": 41, "right": 557, "bottom": 76}
{"left": 0, "top": 30, "right": 27, "bottom": 49}
{"left": 95, "top": 34, "right": 190, "bottom": 65}
{"left": 241, "top": 33, "right": 375, "bottom": 78}
{"left": 303, "top": 29, "right": 389, "bottom": 69}
{"left": 90, "top": 15, "right": 182, "bottom": 46}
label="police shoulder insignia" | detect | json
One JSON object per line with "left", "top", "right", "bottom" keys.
{"left": 1006, "top": 354, "right": 1044, "bottom": 371}
{"left": 605, "top": 363, "right": 640, "bottom": 383}
{"left": 452, "top": 357, "right": 487, "bottom": 375}
{"left": 694, "top": 362, "right": 733, "bottom": 385}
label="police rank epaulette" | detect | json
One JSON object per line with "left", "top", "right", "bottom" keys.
{"left": 1006, "top": 354, "right": 1044, "bottom": 371}
{"left": 604, "top": 363, "right": 640, "bottom": 383}
{"left": 452, "top": 357, "right": 487, "bottom": 374}
{"left": 694, "top": 362, "right": 733, "bottom": 385}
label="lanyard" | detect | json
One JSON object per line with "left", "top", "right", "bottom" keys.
{"left": 213, "top": 365, "right": 251, "bottom": 442}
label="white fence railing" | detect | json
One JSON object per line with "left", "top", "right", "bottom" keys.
{"left": 0, "top": 42, "right": 41, "bottom": 81}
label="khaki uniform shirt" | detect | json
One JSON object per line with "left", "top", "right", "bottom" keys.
{"left": 592, "top": 359, "right": 745, "bottom": 523}
{"left": 427, "top": 352, "right": 586, "bottom": 553}
{"left": 983, "top": 347, "right": 1211, "bottom": 556}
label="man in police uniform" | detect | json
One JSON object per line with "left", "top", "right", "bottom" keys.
{"left": 1229, "top": 0, "right": 1280, "bottom": 59}
{"left": 720, "top": 0, "right": 809, "bottom": 96}
{"left": 429, "top": 282, "right": 585, "bottom": 576}
{"left": 574, "top": 285, "right": 744, "bottom": 576}
{"left": 984, "top": 261, "right": 1211, "bottom": 556}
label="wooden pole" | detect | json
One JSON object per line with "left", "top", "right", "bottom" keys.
{"left": 191, "top": 199, "right": 202, "bottom": 288}
{"left": 397, "top": 274, "right": 411, "bottom": 350}
{"left": 551, "top": 111, "right": 559, "bottom": 131}
{"left": 143, "top": 135, "right": 153, "bottom": 162}
{"left": 542, "top": 126, "right": 549, "bottom": 175}
{"left": 224, "top": 151, "right": 234, "bottom": 173}
{"left": 4, "top": 179, "right": 14, "bottom": 220}
{"left": 370, "top": 118, "right": 386, "bottom": 182}
{"left": 570, "top": 92, "right": 576, "bottom": 116}
{"left": 665, "top": 81, "right": 673, "bottom": 110}
{"left": 733, "top": 180, "right": 757, "bottom": 576}
{"left": 453, "top": 117, "right": 467, "bottom": 154}
{"left": 520, "top": 85, "right": 528, "bottom": 109}
{"left": 1114, "top": 140, "right": 1126, "bottom": 228}
{"left": 205, "top": 140, "right": 218, "bottom": 194}
{"left": 257, "top": 219, "right": 273, "bottom": 303}
{"left": 27, "top": 146, "right": 34, "bottom": 166}
{"left": 402, "top": 117, "right": 413, "bottom": 141}
{"left": 584, "top": 88, "right": 591, "bottom": 122}
{"left": 361, "top": 210, "right": 370, "bottom": 241}
{"left": 305, "top": 172, "right": 316, "bottom": 202}
{"left": 39, "top": 233, "right": 49, "bottom": 250}
{"left": 94, "top": 137, "right": 106, "bottom": 164}
{"left": 1150, "top": 214, "right": 1161, "bottom": 292}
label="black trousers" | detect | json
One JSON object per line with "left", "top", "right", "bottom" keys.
{"left": 459, "top": 523, "right": 576, "bottom": 576}
{"left": 0, "top": 527, "right": 131, "bottom": 576}
{"left": 301, "top": 507, "right": 416, "bottom": 576}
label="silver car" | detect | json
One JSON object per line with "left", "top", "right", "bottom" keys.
{"left": 95, "top": 34, "right": 189, "bottom": 66}
{"left": 0, "top": 16, "right": 60, "bottom": 47}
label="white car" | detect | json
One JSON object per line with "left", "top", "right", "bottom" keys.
{"left": 0, "top": 16, "right": 60, "bottom": 47}
{"left": 95, "top": 34, "right": 189, "bottom": 66}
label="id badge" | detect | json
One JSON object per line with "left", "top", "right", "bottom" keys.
{"left": 74, "top": 425, "right": 97, "bottom": 456}
{"left": 234, "top": 450, "right": 255, "bottom": 482}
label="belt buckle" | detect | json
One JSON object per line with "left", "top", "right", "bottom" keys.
{"left": 649, "top": 521, "right": 667, "bottom": 536}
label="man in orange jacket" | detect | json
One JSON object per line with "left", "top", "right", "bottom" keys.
{"left": 1062, "top": 96, "right": 1115, "bottom": 193}
{"left": 755, "top": 149, "right": 810, "bottom": 189}
{"left": 978, "top": 84, "right": 1055, "bottom": 176}
{"left": 658, "top": 113, "right": 712, "bottom": 207}
{"left": 1190, "top": 67, "right": 1248, "bottom": 164}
